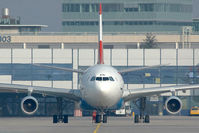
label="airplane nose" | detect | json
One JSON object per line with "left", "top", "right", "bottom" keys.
{"left": 96, "top": 83, "right": 111, "bottom": 95}
{"left": 84, "top": 81, "right": 122, "bottom": 109}
{"left": 96, "top": 83, "right": 121, "bottom": 102}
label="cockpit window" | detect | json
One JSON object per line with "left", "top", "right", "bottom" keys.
{"left": 91, "top": 76, "right": 115, "bottom": 82}
{"left": 96, "top": 77, "right": 102, "bottom": 81}
{"left": 109, "top": 77, "right": 115, "bottom": 81}
{"left": 103, "top": 77, "right": 109, "bottom": 81}
{"left": 90, "top": 76, "right": 95, "bottom": 81}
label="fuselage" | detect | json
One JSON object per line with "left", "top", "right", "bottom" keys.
{"left": 80, "top": 64, "right": 124, "bottom": 110}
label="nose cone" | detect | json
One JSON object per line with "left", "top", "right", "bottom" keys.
{"left": 96, "top": 83, "right": 112, "bottom": 96}
{"left": 85, "top": 82, "right": 122, "bottom": 109}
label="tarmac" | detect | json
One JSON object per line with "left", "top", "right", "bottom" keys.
{"left": 0, "top": 116, "right": 199, "bottom": 133}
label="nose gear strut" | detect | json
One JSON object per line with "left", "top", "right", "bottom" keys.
{"left": 95, "top": 111, "right": 108, "bottom": 123}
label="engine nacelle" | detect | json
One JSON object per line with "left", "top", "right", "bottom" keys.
{"left": 21, "top": 96, "right": 38, "bottom": 115}
{"left": 165, "top": 96, "right": 182, "bottom": 114}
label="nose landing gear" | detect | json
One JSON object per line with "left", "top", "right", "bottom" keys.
{"left": 95, "top": 112, "right": 108, "bottom": 123}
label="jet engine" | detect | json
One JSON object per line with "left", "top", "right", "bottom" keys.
{"left": 21, "top": 96, "right": 38, "bottom": 115}
{"left": 165, "top": 96, "right": 182, "bottom": 114}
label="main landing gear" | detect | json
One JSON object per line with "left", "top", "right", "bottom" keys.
{"left": 95, "top": 112, "right": 108, "bottom": 123}
{"left": 53, "top": 97, "right": 68, "bottom": 123}
{"left": 134, "top": 97, "right": 150, "bottom": 123}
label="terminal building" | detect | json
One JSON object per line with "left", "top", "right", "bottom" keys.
{"left": 62, "top": 0, "right": 193, "bottom": 33}
{"left": 0, "top": 0, "right": 199, "bottom": 116}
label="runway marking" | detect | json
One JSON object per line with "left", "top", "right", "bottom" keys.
{"left": 93, "top": 123, "right": 101, "bottom": 133}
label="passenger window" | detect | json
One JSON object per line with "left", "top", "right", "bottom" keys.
{"left": 90, "top": 76, "right": 95, "bottom": 81}
{"left": 103, "top": 77, "right": 109, "bottom": 81}
{"left": 109, "top": 77, "right": 114, "bottom": 81}
{"left": 96, "top": 77, "right": 102, "bottom": 81}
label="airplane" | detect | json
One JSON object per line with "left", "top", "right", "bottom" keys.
{"left": 1, "top": 3, "right": 199, "bottom": 124}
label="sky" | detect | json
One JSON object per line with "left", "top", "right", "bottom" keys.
{"left": 0, "top": 0, "right": 61, "bottom": 31}
{"left": 0, "top": 0, "right": 198, "bottom": 32}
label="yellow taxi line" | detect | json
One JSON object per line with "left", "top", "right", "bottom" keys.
{"left": 93, "top": 123, "right": 101, "bottom": 133}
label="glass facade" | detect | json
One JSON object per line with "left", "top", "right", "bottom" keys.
{"left": 0, "top": 64, "right": 72, "bottom": 81}
{"left": 193, "top": 19, "right": 199, "bottom": 32}
{"left": 62, "top": 0, "right": 193, "bottom": 33}
{"left": 62, "top": 2, "right": 192, "bottom": 13}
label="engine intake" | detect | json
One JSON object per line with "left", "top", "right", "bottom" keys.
{"left": 21, "top": 96, "right": 38, "bottom": 115}
{"left": 165, "top": 96, "right": 182, "bottom": 114}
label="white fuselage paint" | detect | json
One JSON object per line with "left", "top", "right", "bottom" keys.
{"left": 80, "top": 64, "right": 124, "bottom": 110}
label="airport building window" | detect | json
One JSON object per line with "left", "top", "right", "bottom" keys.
{"left": 124, "top": 3, "right": 139, "bottom": 12}
{"left": 102, "top": 3, "right": 123, "bottom": 12}
{"left": 62, "top": 21, "right": 98, "bottom": 26}
{"left": 63, "top": 3, "right": 123, "bottom": 13}
{"left": 138, "top": 3, "right": 192, "bottom": 13}
{"left": 0, "top": 64, "right": 72, "bottom": 81}
{"left": 193, "top": 20, "right": 199, "bottom": 32}
{"left": 62, "top": 21, "right": 191, "bottom": 27}
{"left": 38, "top": 45, "right": 50, "bottom": 49}
{"left": 91, "top": 4, "right": 99, "bottom": 12}
{"left": 168, "top": 4, "right": 192, "bottom": 12}
{"left": 82, "top": 4, "right": 90, "bottom": 12}
{"left": 124, "top": 7, "right": 138, "bottom": 12}
{"left": 140, "top": 3, "right": 154, "bottom": 12}
{"left": 62, "top": 4, "right": 80, "bottom": 12}
{"left": 62, "top": 3, "right": 192, "bottom": 13}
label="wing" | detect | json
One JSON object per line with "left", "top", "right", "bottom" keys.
{"left": 33, "top": 64, "right": 85, "bottom": 74}
{"left": 0, "top": 83, "right": 81, "bottom": 101}
{"left": 122, "top": 84, "right": 199, "bottom": 102}
{"left": 119, "top": 65, "right": 166, "bottom": 73}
